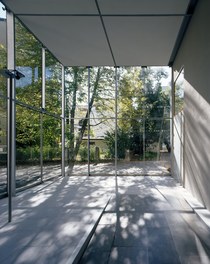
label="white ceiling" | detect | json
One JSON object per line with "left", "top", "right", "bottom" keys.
{"left": 2, "top": 0, "right": 194, "bottom": 67}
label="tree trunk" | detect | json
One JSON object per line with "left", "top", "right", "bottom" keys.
{"left": 71, "top": 68, "right": 102, "bottom": 164}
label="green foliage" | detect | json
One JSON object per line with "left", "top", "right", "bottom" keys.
{"left": 104, "top": 129, "right": 130, "bottom": 159}
{"left": 78, "top": 146, "right": 88, "bottom": 162}
{"left": 0, "top": 28, "right": 7, "bottom": 69}
{"left": 0, "top": 28, "right": 7, "bottom": 96}
{"left": 16, "top": 106, "right": 40, "bottom": 148}
{"left": 78, "top": 146, "right": 95, "bottom": 162}
{"left": 14, "top": 19, "right": 62, "bottom": 150}
{"left": 2, "top": 17, "right": 172, "bottom": 163}
{"left": 65, "top": 66, "right": 116, "bottom": 164}
{"left": 105, "top": 67, "right": 170, "bottom": 159}
{"left": 16, "top": 146, "right": 61, "bottom": 164}
{"left": 15, "top": 19, "right": 42, "bottom": 69}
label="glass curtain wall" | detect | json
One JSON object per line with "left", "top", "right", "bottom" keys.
{"left": 15, "top": 19, "right": 62, "bottom": 190}
{"left": 65, "top": 67, "right": 89, "bottom": 175}
{"left": 64, "top": 67, "right": 116, "bottom": 176}
{"left": 64, "top": 66, "right": 171, "bottom": 176}
{"left": 117, "top": 67, "right": 171, "bottom": 176}
{"left": 15, "top": 18, "right": 42, "bottom": 188}
{"left": 89, "top": 67, "right": 115, "bottom": 175}
{"left": 0, "top": 4, "right": 7, "bottom": 196}
{"left": 43, "top": 50, "right": 62, "bottom": 180}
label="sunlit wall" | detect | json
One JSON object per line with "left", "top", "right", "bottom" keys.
{"left": 173, "top": 0, "right": 210, "bottom": 208}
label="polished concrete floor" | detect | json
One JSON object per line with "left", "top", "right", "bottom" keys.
{"left": 1, "top": 176, "right": 210, "bottom": 264}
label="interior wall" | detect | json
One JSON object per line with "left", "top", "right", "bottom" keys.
{"left": 173, "top": 0, "right": 210, "bottom": 208}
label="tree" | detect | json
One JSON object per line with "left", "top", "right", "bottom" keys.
{"left": 141, "top": 67, "right": 170, "bottom": 153}
{"left": 105, "top": 67, "right": 170, "bottom": 160}
{"left": 65, "top": 66, "right": 115, "bottom": 167}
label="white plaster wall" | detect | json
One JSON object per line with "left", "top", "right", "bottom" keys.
{"left": 173, "top": 0, "right": 210, "bottom": 208}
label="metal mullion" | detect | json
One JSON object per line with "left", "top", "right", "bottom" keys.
{"left": 61, "top": 65, "right": 65, "bottom": 177}
{"left": 171, "top": 66, "right": 175, "bottom": 177}
{"left": 87, "top": 67, "right": 91, "bottom": 176}
{"left": 40, "top": 112, "right": 43, "bottom": 182}
{"left": 15, "top": 100, "right": 61, "bottom": 118}
{"left": 115, "top": 67, "right": 118, "bottom": 177}
{"left": 42, "top": 47, "right": 46, "bottom": 109}
{"left": 40, "top": 47, "right": 46, "bottom": 182}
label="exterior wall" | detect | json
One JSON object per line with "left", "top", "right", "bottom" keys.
{"left": 173, "top": 0, "right": 210, "bottom": 208}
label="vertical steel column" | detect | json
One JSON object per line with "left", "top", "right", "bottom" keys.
{"left": 87, "top": 67, "right": 91, "bottom": 176}
{"left": 40, "top": 113, "right": 43, "bottom": 182}
{"left": 7, "top": 11, "right": 15, "bottom": 222}
{"left": 182, "top": 71, "right": 186, "bottom": 187}
{"left": 114, "top": 67, "right": 120, "bottom": 212}
{"left": 61, "top": 65, "right": 65, "bottom": 177}
{"left": 170, "top": 66, "right": 175, "bottom": 176}
{"left": 42, "top": 47, "right": 46, "bottom": 109}
{"left": 183, "top": 104, "right": 185, "bottom": 187}
{"left": 40, "top": 47, "right": 45, "bottom": 182}
{"left": 115, "top": 67, "right": 118, "bottom": 177}
{"left": 143, "top": 118, "right": 146, "bottom": 161}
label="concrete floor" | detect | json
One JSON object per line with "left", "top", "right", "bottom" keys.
{"left": 1, "top": 176, "right": 210, "bottom": 264}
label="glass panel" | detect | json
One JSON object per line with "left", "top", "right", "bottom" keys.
{"left": 64, "top": 117, "right": 69, "bottom": 170}
{"left": 65, "top": 67, "right": 88, "bottom": 120}
{"left": 42, "top": 114, "right": 61, "bottom": 180}
{"left": 88, "top": 67, "right": 115, "bottom": 175}
{"left": 90, "top": 67, "right": 115, "bottom": 119}
{"left": 90, "top": 118, "right": 115, "bottom": 175}
{"left": 145, "top": 118, "right": 170, "bottom": 158}
{"left": 45, "top": 50, "right": 62, "bottom": 115}
{"left": 0, "top": 97, "right": 7, "bottom": 196}
{"left": 15, "top": 19, "right": 42, "bottom": 108}
{"left": 67, "top": 118, "right": 88, "bottom": 176}
{"left": 116, "top": 119, "right": 142, "bottom": 176}
{"left": 64, "top": 66, "right": 171, "bottom": 177}
{"left": 0, "top": 5, "right": 7, "bottom": 196}
{"left": 64, "top": 67, "right": 88, "bottom": 175}
{"left": 175, "top": 68, "right": 184, "bottom": 115}
{"left": 16, "top": 105, "right": 41, "bottom": 189}
{"left": 117, "top": 66, "right": 171, "bottom": 175}
{"left": 118, "top": 67, "right": 143, "bottom": 118}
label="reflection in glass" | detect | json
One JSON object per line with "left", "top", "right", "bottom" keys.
{"left": 45, "top": 50, "right": 62, "bottom": 115}
{"left": 0, "top": 9, "right": 7, "bottom": 196}
{"left": 15, "top": 19, "right": 42, "bottom": 108}
{"left": 42, "top": 114, "right": 61, "bottom": 180}
{"left": 16, "top": 105, "right": 41, "bottom": 189}
{"left": 0, "top": 97, "right": 7, "bottom": 195}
